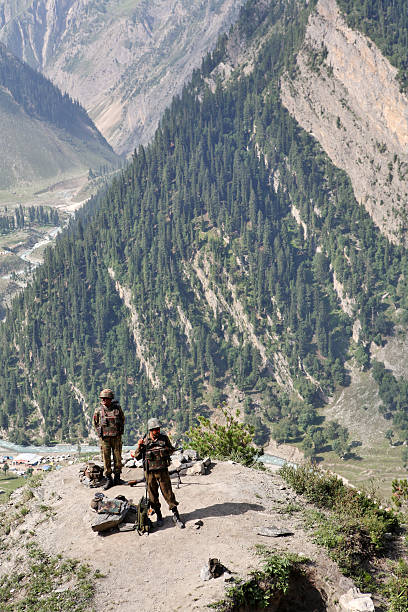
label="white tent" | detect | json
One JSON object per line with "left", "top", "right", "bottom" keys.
{"left": 13, "top": 453, "right": 42, "bottom": 465}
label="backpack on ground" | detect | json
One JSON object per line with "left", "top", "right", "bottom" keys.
{"left": 80, "top": 462, "right": 104, "bottom": 487}
{"left": 90, "top": 494, "right": 129, "bottom": 532}
{"left": 136, "top": 495, "right": 152, "bottom": 535}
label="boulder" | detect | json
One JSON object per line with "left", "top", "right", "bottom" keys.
{"left": 186, "top": 462, "right": 206, "bottom": 476}
{"left": 183, "top": 449, "right": 198, "bottom": 461}
{"left": 339, "top": 588, "right": 374, "bottom": 612}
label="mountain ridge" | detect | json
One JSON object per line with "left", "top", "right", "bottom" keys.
{"left": 0, "top": 0, "right": 247, "bottom": 154}
{"left": 0, "top": 0, "right": 407, "bottom": 499}
{"left": 0, "top": 42, "right": 118, "bottom": 189}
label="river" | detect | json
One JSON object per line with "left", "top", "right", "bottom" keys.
{"left": 0, "top": 439, "right": 294, "bottom": 465}
{"left": 19, "top": 225, "right": 62, "bottom": 268}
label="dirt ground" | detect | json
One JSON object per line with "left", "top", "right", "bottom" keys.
{"left": 0, "top": 461, "right": 355, "bottom": 611}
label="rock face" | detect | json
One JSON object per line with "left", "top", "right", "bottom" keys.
{"left": 281, "top": 0, "right": 408, "bottom": 245}
{"left": 0, "top": 0, "right": 245, "bottom": 154}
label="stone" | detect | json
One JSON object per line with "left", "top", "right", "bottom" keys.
{"left": 339, "top": 588, "right": 374, "bottom": 612}
{"left": 256, "top": 526, "right": 294, "bottom": 537}
{"left": 200, "top": 566, "right": 212, "bottom": 581}
{"left": 183, "top": 449, "right": 198, "bottom": 461}
{"left": 170, "top": 459, "right": 183, "bottom": 469}
{"left": 223, "top": 572, "right": 234, "bottom": 582}
{"left": 186, "top": 462, "right": 206, "bottom": 476}
{"left": 202, "top": 457, "right": 211, "bottom": 467}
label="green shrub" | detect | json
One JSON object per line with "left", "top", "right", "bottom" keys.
{"left": 0, "top": 543, "right": 99, "bottom": 611}
{"left": 383, "top": 560, "right": 408, "bottom": 612}
{"left": 281, "top": 463, "right": 398, "bottom": 578}
{"left": 211, "top": 550, "right": 307, "bottom": 611}
{"left": 187, "top": 406, "right": 261, "bottom": 465}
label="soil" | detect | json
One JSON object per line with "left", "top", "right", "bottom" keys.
{"left": 0, "top": 461, "right": 355, "bottom": 611}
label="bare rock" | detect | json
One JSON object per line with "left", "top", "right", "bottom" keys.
{"left": 256, "top": 526, "right": 294, "bottom": 538}
{"left": 182, "top": 449, "right": 198, "bottom": 461}
{"left": 339, "top": 588, "right": 374, "bottom": 612}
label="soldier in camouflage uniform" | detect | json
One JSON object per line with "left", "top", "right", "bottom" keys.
{"left": 134, "top": 418, "right": 185, "bottom": 528}
{"left": 93, "top": 389, "right": 125, "bottom": 490}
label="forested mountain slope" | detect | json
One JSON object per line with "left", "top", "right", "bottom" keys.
{"left": 0, "top": 43, "right": 117, "bottom": 189}
{"left": 1, "top": 0, "right": 408, "bottom": 450}
{"left": 0, "top": 0, "right": 245, "bottom": 154}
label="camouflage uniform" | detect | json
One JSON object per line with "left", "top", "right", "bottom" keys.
{"left": 93, "top": 400, "right": 125, "bottom": 477}
{"left": 136, "top": 433, "right": 178, "bottom": 512}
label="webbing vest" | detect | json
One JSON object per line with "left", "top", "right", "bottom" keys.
{"left": 100, "top": 402, "right": 123, "bottom": 437}
{"left": 145, "top": 437, "right": 171, "bottom": 471}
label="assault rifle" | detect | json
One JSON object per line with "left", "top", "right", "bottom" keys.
{"left": 126, "top": 446, "right": 184, "bottom": 488}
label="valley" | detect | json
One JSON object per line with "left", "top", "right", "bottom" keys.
{"left": 0, "top": 173, "right": 95, "bottom": 316}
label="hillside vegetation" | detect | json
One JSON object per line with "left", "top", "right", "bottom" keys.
{"left": 0, "top": 0, "right": 407, "bottom": 480}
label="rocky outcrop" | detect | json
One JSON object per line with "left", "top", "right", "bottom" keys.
{"left": 0, "top": 0, "right": 245, "bottom": 154}
{"left": 191, "top": 252, "right": 295, "bottom": 392}
{"left": 108, "top": 268, "right": 161, "bottom": 389}
{"left": 281, "top": 0, "right": 408, "bottom": 245}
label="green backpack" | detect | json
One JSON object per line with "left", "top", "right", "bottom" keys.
{"left": 137, "top": 495, "right": 152, "bottom": 535}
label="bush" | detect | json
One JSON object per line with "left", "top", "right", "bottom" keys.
{"left": 281, "top": 463, "right": 398, "bottom": 579}
{"left": 383, "top": 560, "right": 408, "bottom": 612}
{"left": 211, "top": 550, "right": 307, "bottom": 611}
{"left": 187, "top": 406, "right": 261, "bottom": 465}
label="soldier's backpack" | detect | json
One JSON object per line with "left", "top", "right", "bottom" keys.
{"left": 80, "top": 462, "right": 104, "bottom": 487}
{"left": 91, "top": 494, "right": 129, "bottom": 532}
{"left": 136, "top": 495, "right": 152, "bottom": 535}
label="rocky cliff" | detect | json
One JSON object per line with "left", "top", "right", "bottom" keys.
{"left": 0, "top": 0, "right": 245, "bottom": 154}
{"left": 280, "top": 0, "right": 408, "bottom": 246}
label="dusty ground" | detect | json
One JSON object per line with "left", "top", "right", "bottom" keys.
{"left": 0, "top": 461, "right": 355, "bottom": 611}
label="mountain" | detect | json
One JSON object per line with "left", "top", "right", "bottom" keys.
{"left": 0, "top": 42, "right": 118, "bottom": 189}
{"left": 0, "top": 0, "right": 246, "bottom": 154}
{"left": 1, "top": 0, "right": 408, "bottom": 489}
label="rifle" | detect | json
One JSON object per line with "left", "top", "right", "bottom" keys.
{"left": 126, "top": 446, "right": 184, "bottom": 487}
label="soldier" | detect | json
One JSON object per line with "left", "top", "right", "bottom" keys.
{"left": 134, "top": 418, "right": 185, "bottom": 528}
{"left": 93, "top": 388, "right": 125, "bottom": 490}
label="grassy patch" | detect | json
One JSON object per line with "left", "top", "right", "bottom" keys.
{"left": 382, "top": 559, "right": 408, "bottom": 612}
{"left": 0, "top": 543, "right": 100, "bottom": 611}
{"left": 0, "top": 476, "right": 26, "bottom": 497}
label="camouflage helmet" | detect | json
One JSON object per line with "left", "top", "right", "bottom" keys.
{"left": 100, "top": 388, "right": 114, "bottom": 399}
{"left": 148, "top": 417, "right": 160, "bottom": 430}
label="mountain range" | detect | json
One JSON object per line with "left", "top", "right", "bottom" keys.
{"left": 0, "top": 0, "right": 407, "bottom": 495}
{"left": 0, "top": 0, "right": 245, "bottom": 154}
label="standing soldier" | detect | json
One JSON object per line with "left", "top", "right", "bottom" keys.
{"left": 93, "top": 389, "right": 125, "bottom": 490}
{"left": 134, "top": 418, "right": 185, "bottom": 528}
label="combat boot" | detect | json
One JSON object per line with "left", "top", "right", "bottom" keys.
{"left": 113, "top": 473, "right": 122, "bottom": 486}
{"left": 155, "top": 508, "right": 164, "bottom": 528}
{"left": 103, "top": 475, "right": 113, "bottom": 491}
{"left": 171, "top": 507, "right": 185, "bottom": 529}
